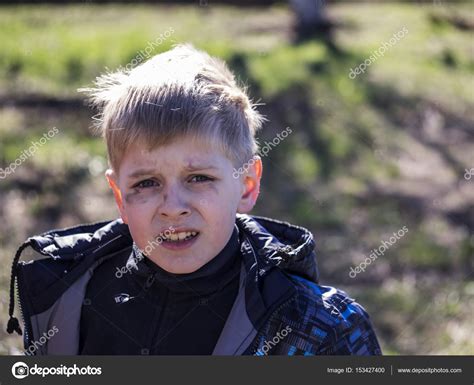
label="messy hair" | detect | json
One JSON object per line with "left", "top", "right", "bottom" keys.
{"left": 79, "top": 43, "right": 265, "bottom": 171}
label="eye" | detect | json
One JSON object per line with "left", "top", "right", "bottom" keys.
{"left": 189, "top": 175, "right": 214, "bottom": 183}
{"left": 133, "top": 179, "right": 158, "bottom": 189}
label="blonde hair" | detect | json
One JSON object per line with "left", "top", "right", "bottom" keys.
{"left": 79, "top": 44, "right": 265, "bottom": 171}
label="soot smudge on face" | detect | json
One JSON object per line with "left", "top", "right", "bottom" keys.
{"left": 124, "top": 190, "right": 155, "bottom": 205}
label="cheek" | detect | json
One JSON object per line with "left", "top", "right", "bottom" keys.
{"left": 126, "top": 213, "right": 154, "bottom": 250}
{"left": 123, "top": 192, "right": 158, "bottom": 233}
{"left": 126, "top": 211, "right": 150, "bottom": 233}
{"left": 200, "top": 196, "right": 237, "bottom": 238}
{"left": 203, "top": 181, "right": 239, "bottom": 207}
{"left": 124, "top": 188, "right": 160, "bottom": 206}
{"left": 202, "top": 184, "right": 239, "bottom": 216}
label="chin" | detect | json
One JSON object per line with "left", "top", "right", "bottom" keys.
{"left": 156, "top": 255, "right": 206, "bottom": 274}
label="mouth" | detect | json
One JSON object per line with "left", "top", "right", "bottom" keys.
{"left": 158, "top": 230, "right": 200, "bottom": 251}
{"left": 158, "top": 230, "right": 200, "bottom": 244}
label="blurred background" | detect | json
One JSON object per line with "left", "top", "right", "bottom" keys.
{"left": 0, "top": 0, "right": 472, "bottom": 355}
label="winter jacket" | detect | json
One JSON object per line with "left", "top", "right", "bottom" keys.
{"left": 79, "top": 225, "right": 242, "bottom": 354}
{"left": 6, "top": 214, "right": 382, "bottom": 355}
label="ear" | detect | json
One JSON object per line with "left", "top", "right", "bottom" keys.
{"left": 105, "top": 169, "right": 128, "bottom": 224}
{"left": 237, "top": 156, "right": 263, "bottom": 213}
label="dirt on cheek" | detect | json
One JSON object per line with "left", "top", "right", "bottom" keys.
{"left": 124, "top": 191, "right": 156, "bottom": 205}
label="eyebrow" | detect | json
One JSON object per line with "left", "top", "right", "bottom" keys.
{"left": 184, "top": 164, "right": 218, "bottom": 172}
{"left": 126, "top": 165, "right": 218, "bottom": 179}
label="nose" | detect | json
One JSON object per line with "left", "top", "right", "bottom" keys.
{"left": 158, "top": 184, "right": 191, "bottom": 219}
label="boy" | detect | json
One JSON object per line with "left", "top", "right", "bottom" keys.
{"left": 7, "top": 44, "right": 381, "bottom": 355}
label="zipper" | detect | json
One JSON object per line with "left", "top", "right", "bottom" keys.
{"left": 114, "top": 271, "right": 157, "bottom": 304}
{"left": 243, "top": 233, "right": 296, "bottom": 355}
{"left": 144, "top": 272, "right": 156, "bottom": 289}
{"left": 145, "top": 272, "right": 167, "bottom": 354}
{"left": 16, "top": 269, "right": 34, "bottom": 353}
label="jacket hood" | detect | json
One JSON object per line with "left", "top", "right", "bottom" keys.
{"left": 235, "top": 214, "right": 318, "bottom": 283}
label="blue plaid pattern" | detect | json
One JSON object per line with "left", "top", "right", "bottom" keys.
{"left": 250, "top": 274, "right": 382, "bottom": 355}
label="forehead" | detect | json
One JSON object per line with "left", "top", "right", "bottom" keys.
{"left": 120, "top": 136, "right": 230, "bottom": 170}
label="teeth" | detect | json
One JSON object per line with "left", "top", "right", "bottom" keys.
{"left": 161, "top": 231, "right": 198, "bottom": 242}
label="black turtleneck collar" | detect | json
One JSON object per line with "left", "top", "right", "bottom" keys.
{"left": 127, "top": 224, "right": 241, "bottom": 294}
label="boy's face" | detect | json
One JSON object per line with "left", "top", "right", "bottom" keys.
{"left": 106, "top": 135, "right": 262, "bottom": 274}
